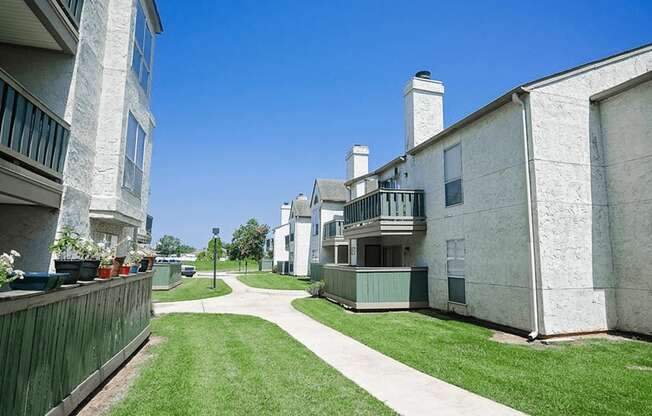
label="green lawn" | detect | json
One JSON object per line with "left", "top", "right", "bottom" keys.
{"left": 152, "top": 278, "right": 231, "bottom": 302}
{"left": 293, "top": 298, "right": 652, "bottom": 416}
{"left": 109, "top": 314, "right": 393, "bottom": 416}
{"left": 184, "top": 259, "right": 259, "bottom": 272}
{"left": 237, "top": 272, "right": 310, "bottom": 290}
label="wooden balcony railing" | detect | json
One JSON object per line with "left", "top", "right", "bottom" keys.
{"left": 0, "top": 69, "right": 70, "bottom": 181}
{"left": 56, "top": 0, "right": 85, "bottom": 28}
{"left": 344, "top": 188, "right": 425, "bottom": 226}
{"left": 323, "top": 219, "right": 344, "bottom": 239}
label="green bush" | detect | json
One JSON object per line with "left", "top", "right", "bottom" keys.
{"left": 306, "top": 281, "right": 325, "bottom": 297}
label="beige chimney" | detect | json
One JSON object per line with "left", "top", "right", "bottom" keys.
{"left": 404, "top": 71, "right": 444, "bottom": 152}
{"left": 346, "top": 145, "right": 369, "bottom": 199}
{"left": 280, "top": 202, "right": 290, "bottom": 225}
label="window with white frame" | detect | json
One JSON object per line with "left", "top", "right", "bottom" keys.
{"left": 132, "top": 0, "right": 154, "bottom": 94}
{"left": 444, "top": 143, "right": 463, "bottom": 206}
{"left": 122, "top": 112, "right": 146, "bottom": 197}
{"left": 447, "top": 239, "right": 466, "bottom": 304}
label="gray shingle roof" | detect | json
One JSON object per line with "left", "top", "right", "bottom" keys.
{"left": 315, "top": 179, "right": 348, "bottom": 202}
{"left": 291, "top": 198, "right": 311, "bottom": 217}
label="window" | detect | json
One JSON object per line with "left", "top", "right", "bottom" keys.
{"left": 444, "top": 143, "right": 463, "bottom": 206}
{"left": 122, "top": 113, "right": 146, "bottom": 197}
{"left": 379, "top": 178, "right": 398, "bottom": 189}
{"left": 132, "top": 0, "right": 154, "bottom": 94}
{"left": 447, "top": 239, "right": 465, "bottom": 304}
{"left": 313, "top": 222, "right": 319, "bottom": 235}
{"left": 93, "top": 232, "right": 118, "bottom": 249}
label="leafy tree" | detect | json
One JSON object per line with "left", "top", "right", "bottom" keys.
{"left": 178, "top": 244, "right": 195, "bottom": 254}
{"left": 156, "top": 235, "right": 181, "bottom": 256}
{"left": 230, "top": 219, "right": 270, "bottom": 273}
{"left": 206, "top": 237, "right": 223, "bottom": 260}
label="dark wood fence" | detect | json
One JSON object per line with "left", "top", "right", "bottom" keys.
{"left": 0, "top": 272, "right": 152, "bottom": 416}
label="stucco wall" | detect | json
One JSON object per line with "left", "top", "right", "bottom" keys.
{"left": 273, "top": 223, "right": 289, "bottom": 263}
{"left": 528, "top": 48, "right": 652, "bottom": 335}
{"left": 407, "top": 102, "right": 532, "bottom": 332}
{"left": 598, "top": 78, "right": 652, "bottom": 335}
{"left": 289, "top": 217, "right": 311, "bottom": 276}
{"left": 0, "top": 205, "right": 59, "bottom": 272}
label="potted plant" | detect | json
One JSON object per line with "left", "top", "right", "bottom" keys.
{"left": 78, "top": 238, "right": 101, "bottom": 281}
{"left": 1, "top": 250, "right": 24, "bottom": 291}
{"left": 97, "top": 243, "right": 114, "bottom": 279}
{"left": 49, "top": 226, "right": 83, "bottom": 285}
{"left": 1, "top": 250, "right": 65, "bottom": 292}
{"left": 127, "top": 247, "right": 142, "bottom": 274}
{"left": 141, "top": 247, "right": 156, "bottom": 271}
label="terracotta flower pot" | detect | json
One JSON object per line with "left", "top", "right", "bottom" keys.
{"left": 98, "top": 267, "right": 112, "bottom": 279}
{"left": 119, "top": 265, "right": 131, "bottom": 276}
{"left": 111, "top": 256, "right": 125, "bottom": 277}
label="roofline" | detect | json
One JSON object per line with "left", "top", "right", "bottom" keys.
{"left": 590, "top": 70, "right": 652, "bottom": 102}
{"left": 407, "top": 41, "right": 652, "bottom": 156}
{"left": 144, "top": 0, "right": 164, "bottom": 33}
{"left": 344, "top": 156, "right": 406, "bottom": 186}
{"left": 311, "top": 178, "right": 348, "bottom": 204}
{"left": 408, "top": 87, "right": 528, "bottom": 155}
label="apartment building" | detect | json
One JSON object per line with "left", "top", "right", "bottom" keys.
{"left": 0, "top": 0, "right": 162, "bottom": 271}
{"left": 326, "top": 44, "right": 652, "bottom": 337}
{"left": 288, "top": 193, "right": 311, "bottom": 276}
{"left": 272, "top": 202, "right": 290, "bottom": 273}
{"left": 308, "top": 179, "right": 349, "bottom": 268}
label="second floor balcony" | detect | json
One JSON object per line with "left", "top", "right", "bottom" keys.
{"left": 343, "top": 188, "right": 426, "bottom": 239}
{"left": 322, "top": 217, "right": 345, "bottom": 246}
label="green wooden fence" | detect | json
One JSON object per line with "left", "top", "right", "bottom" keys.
{"left": 309, "top": 263, "right": 324, "bottom": 282}
{"left": 322, "top": 265, "right": 428, "bottom": 310}
{"left": 0, "top": 272, "right": 152, "bottom": 416}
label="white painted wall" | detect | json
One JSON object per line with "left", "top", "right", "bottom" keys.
{"left": 598, "top": 78, "right": 652, "bottom": 335}
{"left": 309, "top": 199, "right": 345, "bottom": 265}
{"left": 289, "top": 217, "right": 311, "bottom": 276}
{"left": 272, "top": 223, "right": 289, "bottom": 263}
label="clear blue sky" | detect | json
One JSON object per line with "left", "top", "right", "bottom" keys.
{"left": 149, "top": 0, "right": 651, "bottom": 248}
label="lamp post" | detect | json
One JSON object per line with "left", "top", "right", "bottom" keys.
{"left": 212, "top": 227, "right": 219, "bottom": 289}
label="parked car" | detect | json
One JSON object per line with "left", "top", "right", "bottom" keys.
{"left": 181, "top": 264, "right": 196, "bottom": 277}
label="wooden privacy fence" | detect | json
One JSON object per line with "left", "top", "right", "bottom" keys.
{"left": 0, "top": 272, "right": 153, "bottom": 416}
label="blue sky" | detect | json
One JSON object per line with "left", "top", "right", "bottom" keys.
{"left": 149, "top": 0, "right": 652, "bottom": 248}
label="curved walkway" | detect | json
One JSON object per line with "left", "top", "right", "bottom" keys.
{"left": 154, "top": 274, "right": 524, "bottom": 416}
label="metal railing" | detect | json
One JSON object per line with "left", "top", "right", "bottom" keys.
{"left": 344, "top": 188, "right": 425, "bottom": 225}
{"left": 323, "top": 219, "right": 344, "bottom": 239}
{"left": 0, "top": 69, "right": 70, "bottom": 181}
{"left": 56, "top": 0, "right": 85, "bottom": 28}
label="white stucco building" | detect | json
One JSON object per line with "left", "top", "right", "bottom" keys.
{"left": 308, "top": 179, "right": 349, "bottom": 268}
{"left": 330, "top": 44, "right": 652, "bottom": 338}
{"left": 287, "top": 194, "right": 311, "bottom": 276}
{"left": 0, "top": 0, "right": 163, "bottom": 271}
{"left": 271, "top": 202, "right": 290, "bottom": 273}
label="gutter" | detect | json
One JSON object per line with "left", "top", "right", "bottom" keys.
{"left": 511, "top": 92, "right": 540, "bottom": 341}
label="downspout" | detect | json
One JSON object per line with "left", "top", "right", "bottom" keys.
{"left": 512, "top": 92, "right": 539, "bottom": 341}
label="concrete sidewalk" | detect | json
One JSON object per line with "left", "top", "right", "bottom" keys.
{"left": 155, "top": 274, "right": 525, "bottom": 416}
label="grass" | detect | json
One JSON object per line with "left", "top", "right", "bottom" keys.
{"left": 237, "top": 272, "right": 310, "bottom": 290}
{"left": 183, "top": 259, "right": 259, "bottom": 272}
{"left": 152, "top": 278, "right": 231, "bottom": 302}
{"left": 292, "top": 298, "right": 652, "bottom": 416}
{"left": 109, "top": 314, "right": 394, "bottom": 416}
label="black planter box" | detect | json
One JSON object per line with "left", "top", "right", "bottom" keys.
{"left": 54, "top": 260, "right": 83, "bottom": 284}
{"left": 80, "top": 260, "right": 101, "bottom": 281}
{"left": 10, "top": 273, "right": 67, "bottom": 291}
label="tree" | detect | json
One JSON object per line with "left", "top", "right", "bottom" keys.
{"left": 206, "top": 237, "right": 223, "bottom": 260}
{"left": 156, "top": 235, "right": 181, "bottom": 256}
{"left": 178, "top": 244, "right": 195, "bottom": 254}
{"left": 230, "top": 219, "right": 269, "bottom": 273}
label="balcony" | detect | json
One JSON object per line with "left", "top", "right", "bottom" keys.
{"left": 0, "top": 68, "right": 69, "bottom": 207}
{"left": 343, "top": 189, "right": 426, "bottom": 238}
{"left": 322, "top": 217, "right": 345, "bottom": 246}
{"left": 0, "top": 0, "right": 82, "bottom": 54}
{"left": 321, "top": 265, "right": 429, "bottom": 310}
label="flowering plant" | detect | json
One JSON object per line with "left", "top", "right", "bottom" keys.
{"left": 126, "top": 241, "right": 142, "bottom": 265}
{"left": 78, "top": 238, "right": 101, "bottom": 260}
{"left": 0, "top": 250, "right": 25, "bottom": 286}
{"left": 97, "top": 243, "right": 115, "bottom": 267}
{"left": 49, "top": 226, "right": 82, "bottom": 260}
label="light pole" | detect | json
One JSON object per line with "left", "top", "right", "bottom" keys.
{"left": 212, "top": 227, "right": 219, "bottom": 289}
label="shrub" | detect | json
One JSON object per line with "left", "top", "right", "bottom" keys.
{"left": 306, "top": 281, "right": 325, "bottom": 298}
